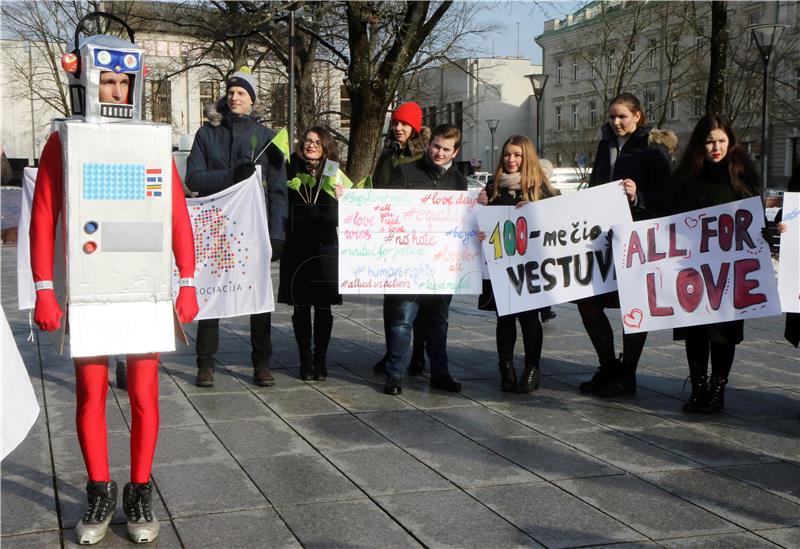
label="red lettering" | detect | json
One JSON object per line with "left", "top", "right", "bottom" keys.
{"left": 718, "top": 214, "right": 733, "bottom": 251}
{"left": 700, "top": 216, "right": 717, "bottom": 253}
{"left": 647, "top": 227, "right": 666, "bottom": 262}
{"left": 646, "top": 273, "right": 673, "bottom": 316}
{"left": 733, "top": 258, "right": 766, "bottom": 308}
{"left": 668, "top": 223, "right": 687, "bottom": 258}
{"left": 626, "top": 230, "right": 646, "bottom": 268}
{"left": 676, "top": 267, "right": 703, "bottom": 313}
{"left": 734, "top": 209, "right": 756, "bottom": 250}
{"left": 700, "top": 263, "right": 729, "bottom": 311}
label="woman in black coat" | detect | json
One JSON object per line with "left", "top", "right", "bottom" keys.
{"left": 672, "top": 116, "right": 761, "bottom": 414}
{"left": 478, "top": 135, "right": 559, "bottom": 393}
{"left": 278, "top": 127, "right": 341, "bottom": 381}
{"left": 577, "top": 93, "right": 676, "bottom": 398}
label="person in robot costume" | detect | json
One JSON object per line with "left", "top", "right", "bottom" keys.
{"left": 30, "top": 18, "right": 198, "bottom": 545}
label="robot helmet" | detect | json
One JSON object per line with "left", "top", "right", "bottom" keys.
{"left": 61, "top": 12, "right": 145, "bottom": 122}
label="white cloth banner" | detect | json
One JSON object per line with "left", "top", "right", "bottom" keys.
{"left": 338, "top": 189, "right": 482, "bottom": 294}
{"left": 1, "top": 307, "right": 40, "bottom": 460}
{"left": 611, "top": 196, "right": 781, "bottom": 333}
{"left": 778, "top": 192, "right": 800, "bottom": 313}
{"left": 17, "top": 168, "right": 37, "bottom": 310}
{"left": 174, "top": 173, "right": 274, "bottom": 319}
{"left": 476, "top": 183, "right": 631, "bottom": 316}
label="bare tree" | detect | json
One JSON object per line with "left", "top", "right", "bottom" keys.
{"left": 705, "top": 1, "right": 728, "bottom": 115}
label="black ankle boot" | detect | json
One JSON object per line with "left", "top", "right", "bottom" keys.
{"left": 682, "top": 373, "right": 707, "bottom": 413}
{"left": 292, "top": 313, "right": 314, "bottom": 380}
{"left": 579, "top": 354, "right": 621, "bottom": 394}
{"left": 699, "top": 376, "right": 726, "bottom": 414}
{"left": 498, "top": 360, "right": 517, "bottom": 392}
{"left": 313, "top": 353, "right": 328, "bottom": 381}
{"left": 517, "top": 363, "right": 540, "bottom": 393}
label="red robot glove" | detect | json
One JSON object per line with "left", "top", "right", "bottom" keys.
{"left": 34, "top": 288, "right": 63, "bottom": 331}
{"left": 176, "top": 283, "right": 199, "bottom": 324}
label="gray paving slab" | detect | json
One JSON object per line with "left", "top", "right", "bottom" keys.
{"left": 173, "top": 508, "right": 300, "bottom": 549}
{"left": 186, "top": 391, "right": 272, "bottom": 423}
{"left": 555, "top": 475, "right": 741, "bottom": 540}
{"left": 46, "top": 400, "right": 129, "bottom": 437}
{"left": 153, "top": 425, "right": 233, "bottom": 466}
{"left": 211, "top": 417, "right": 316, "bottom": 459}
{"left": 489, "top": 402, "right": 605, "bottom": 436}
{"left": 285, "top": 413, "right": 392, "bottom": 452}
{"left": 120, "top": 394, "right": 205, "bottom": 429}
{"left": 659, "top": 531, "right": 784, "bottom": 548}
{"left": 1, "top": 472, "right": 59, "bottom": 536}
{"left": 358, "top": 409, "right": 479, "bottom": 448}
{"left": 376, "top": 489, "right": 540, "bottom": 548}
{"left": 0, "top": 530, "right": 62, "bottom": 548}
{"left": 469, "top": 483, "right": 646, "bottom": 548}
{"left": 718, "top": 462, "right": 800, "bottom": 504}
{"left": 278, "top": 498, "right": 421, "bottom": 548}
{"left": 151, "top": 461, "right": 266, "bottom": 518}
{"left": 240, "top": 453, "right": 362, "bottom": 506}
{"left": 686, "top": 420, "right": 800, "bottom": 462}
{"left": 50, "top": 432, "right": 130, "bottom": 476}
{"left": 316, "top": 383, "right": 416, "bottom": 413}
{"left": 256, "top": 386, "right": 346, "bottom": 417}
{"left": 641, "top": 469, "right": 800, "bottom": 530}
{"left": 324, "top": 445, "right": 453, "bottom": 496}
{"left": 755, "top": 527, "right": 800, "bottom": 547}
{"left": 428, "top": 406, "right": 540, "bottom": 440}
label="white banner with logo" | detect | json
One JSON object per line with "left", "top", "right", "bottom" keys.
{"left": 476, "top": 183, "right": 631, "bottom": 316}
{"left": 175, "top": 173, "right": 274, "bottom": 319}
{"left": 338, "top": 189, "right": 482, "bottom": 294}
{"left": 778, "top": 192, "right": 800, "bottom": 313}
{"left": 611, "top": 196, "right": 781, "bottom": 333}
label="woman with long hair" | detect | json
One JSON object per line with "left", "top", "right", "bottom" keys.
{"left": 478, "top": 135, "right": 559, "bottom": 393}
{"left": 577, "top": 92, "right": 675, "bottom": 398}
{"left": 278, "top": 126, "right": 342, "bottom": 381}
{"left": 672, "top": 115, "right": 760, "bottom": 414}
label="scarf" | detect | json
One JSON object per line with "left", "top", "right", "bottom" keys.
{"left": 496, "top": 172, "right": 521, "bottom": 191}
{"left": 304, "top": 157, "right": 322, "bottom": 178}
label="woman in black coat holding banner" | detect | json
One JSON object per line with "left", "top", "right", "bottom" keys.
{"left": 577, "top": 93, "right": 675, "bottom": 398}
{"left": 278, "top": 127, "right": 342, "bottom": 381}
{"left": 478, "top": 135, "right": 558, "bottom": 393}
{"left": 671, "top": 116, "right": 760, "bottom": 414}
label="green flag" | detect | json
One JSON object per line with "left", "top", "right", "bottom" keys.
{"left": 321, "top": 169, "right": 353, "bottom": 199}
{"left": 270, "top": 128, "right": 290, "bottom": 159}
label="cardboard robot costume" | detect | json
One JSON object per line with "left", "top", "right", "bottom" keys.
{"left": 30, "top": 13, "right": 198, "bottom": 545}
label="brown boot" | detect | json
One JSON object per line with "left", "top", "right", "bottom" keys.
{"left": 254, "top": 366, "right": 275, "bottom": 387}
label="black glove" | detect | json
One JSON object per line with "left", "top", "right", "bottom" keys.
{"left": 232, "top": 162, "right": 256, "bottom": 184}
{"left": 271, "top": 240, "right": 284, "bottom": 261}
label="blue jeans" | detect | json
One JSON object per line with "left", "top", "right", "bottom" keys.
{"left": 383, "top": 295, "right": 452, "bottom": 379}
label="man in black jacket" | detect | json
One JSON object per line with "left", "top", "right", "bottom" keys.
{"left": 382, "top": 124, "right": 467, "bottom": 395}
{"left": 186, "top": 67, "right": 288, "bottom": 388}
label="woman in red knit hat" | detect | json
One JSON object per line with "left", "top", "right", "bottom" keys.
{"left": 372, "top": 101, "right": 429, "bottom": 376}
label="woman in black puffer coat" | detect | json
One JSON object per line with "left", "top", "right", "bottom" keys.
{"left": 278, "top": 127, "right": 341, "bottom": 381}
{"left": 577, "top": 93, "right": 676, "bottom": 398}
{"left": 671, "top": 116, "right": 760, "bottom": 414}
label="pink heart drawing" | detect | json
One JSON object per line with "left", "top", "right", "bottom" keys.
{"left": 684, "top": 217, "right": 698, "bottom": 229}
{"left": 623, "top": 309, "right": 644, "bottom": 329}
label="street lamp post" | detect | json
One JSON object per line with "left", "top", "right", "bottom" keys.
{"left": 486, "top": 119, "right": 500, "bottom": 170}
{"left": 749, "top": 23, "right": 786, "bottom": 205}
{"left": 525, "top": 73, "right": 549, "bottom": 157}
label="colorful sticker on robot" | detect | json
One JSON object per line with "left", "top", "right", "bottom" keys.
{"left": 476, "top": 183, "right": 632, "bottom": 316}
{"left": 611, "top": 196, "right": 781, "bottom": 333}
{"left": 778, "top": 192, "right": 800, "bottom": 313}
{"left": 82, "top": 162, "right": 145, "bottom": 200}
{"left": 145, "top": 168, "right": 163, "bottom": 197}
{"left": 172, "top": 173, "right": 274, "bottom": 319}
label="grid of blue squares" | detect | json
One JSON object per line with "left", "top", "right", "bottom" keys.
{"left": 83, "top": 163, "right": 145, "bottom": 200}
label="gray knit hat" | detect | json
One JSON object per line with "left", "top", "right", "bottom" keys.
{"left": 227, "top": 66, "right": 257, "bottom": 104}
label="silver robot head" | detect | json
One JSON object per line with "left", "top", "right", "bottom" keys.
{"left": 62, "top": 13, "right": 145, "bottom": 122}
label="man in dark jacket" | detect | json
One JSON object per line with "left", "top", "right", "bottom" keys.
{"left": 186, "top": 67, "right": 288, "bottom": 388}
{"left": 381, "top": 124, "right": 467, "bottom": 395}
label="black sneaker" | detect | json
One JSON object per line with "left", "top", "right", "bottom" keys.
{"left": 123, "top": 481, "right": 160, "bottom": 543}
{"left": 76, "top": 480, "right": 117, "bottom": 545}
{"left": 384, "top": 376, "right": 402, "bottom": 395}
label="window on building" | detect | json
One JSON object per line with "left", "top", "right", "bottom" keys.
{"left": 589, "top": 100, "right": 597, "bottom": 127}
{"left": 607, "top": 49, "right": 616, "bottom": 75}
{"left": 555, "top": 105, "right": 562, "bottom": 131}
{"left": 693, "top": 89, "right": 703, "bottom": 117}
{"left": 571, "top": 104, "right": 579, "bottom": 129}
{"left": 453, "top": 101, "right": 463, "bottom": 134}
{"left": 668, "top": 94, "right": 677, "bottom": 120}
{"left": 645, "top": 87, "right": 656, "bottom": 120}
{"left": 149, "top": 79, "right": 171, "bottom": 123}
{"left": 555, "top": 152, "right": 562, "bottom": 167}
{"left": 628, "top": 42, "right": 636, "bottom": 70}
{"left": 445, "top": 102, "right": 453, "bottom": 124}
{"left": 425, "top": 105, "right": 438, "bottom": 127}
{"left": 590, "top": 56, "right": 598, "bottom": 78}
{"left": 338, "top": 86, "right": 350, "bottom": 129}
{"left": 199, "top": 80, "right": 220, "bottom": 123}
{"left": 556, "top": 60, "right": 563, "bottom": 84}
{"left": 572, "top": 57, "right": 578, "bottom": 80}
{"left": 648, "top": 39, "right": 657, "bottom": 68}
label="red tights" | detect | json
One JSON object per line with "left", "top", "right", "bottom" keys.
{"left": 74, "top": 354, "right": 160, "bottom": 484}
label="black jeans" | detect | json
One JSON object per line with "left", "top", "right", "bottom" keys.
{"left": 196, "top": 312, "right": 272, "bottom": 370}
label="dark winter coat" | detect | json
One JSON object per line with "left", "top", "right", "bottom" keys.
{"left": 186, "top": 98, "right": 288, "bottom": 242}
{"left": 277, "top": 153, "right": 341, "bottom": 306}
{"left": 385, "top": 154, "right": 468, "bottom": 191}
{"left": 672, "top": 159, "right": 759, "bottom": 344}
{"left": 372, "top": 132, "right": 427, "bottom": 189}
{"left": 589, "top": 124, "right": 675, "bottom": 221}
{"left": 478, "top": 181, "right": 559, "bottom": 312}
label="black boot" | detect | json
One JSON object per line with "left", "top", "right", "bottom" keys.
{"left": 498, "top": 360, "right": 517, "bottom": 392}
{"left": 313, "top": 309, "right": 333, "bottom": 381}
{"left": 579, "top": 354, "right": 620, "bottom": 394}
{"left": 698, "top": 376, "right": 726, "bottom": 414}
{"left": 595, "top": 352, "right": 636, "bottom": 398}
{"left": 682, "top": 360, "right": 708, "bottom": 413}
{"left": 123, "top": 480, "right": 159, "bottom": 543}
{"left": 517, "top": 363, "right": 540, "bottom": 393}
{"left": 292, "top": 311, "right": 313, "bottom": 381}
{"left": 76, "top": 480, "right": 117, "bottom": 545}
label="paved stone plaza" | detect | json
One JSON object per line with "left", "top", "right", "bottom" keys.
{"left": 1, "top": 244, "right": 799, "bottom": 548}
